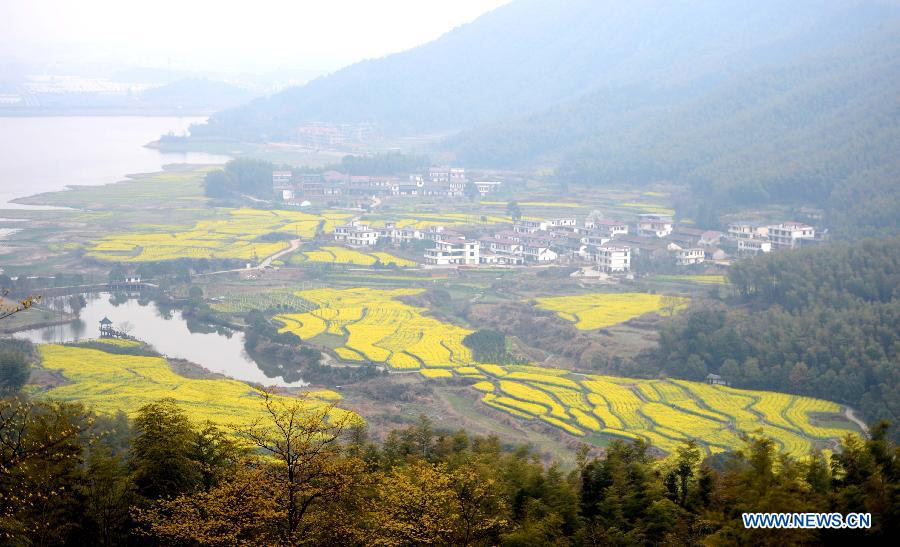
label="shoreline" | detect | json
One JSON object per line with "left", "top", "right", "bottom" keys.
{"left": 0, "top": 108, "right": 218, "bottom": 118}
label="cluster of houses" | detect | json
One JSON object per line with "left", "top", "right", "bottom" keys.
{"left": 333, "top": 213, "right": 821, "bottom": 272}
{"left": 273, "top": 167, "right": 501, "bottom": 206}
{"left": 726, "top": 221, "right": 819, "bottom": 254}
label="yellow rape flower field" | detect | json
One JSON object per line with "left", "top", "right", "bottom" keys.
{"left": 298, "top": 246, "right": 416, "bottom": 267}
{"left": 267, "top": 288, "right": 856, "bottom": 456}
{"left": 275, "top": 288, "right": 472, "bottom": 369}
{"left": 85, "top": 208, "right": 351, "bottom": 262}
{"left": 35, "top": 344, "right": 357, "bottom": 428}
{"left": 534, "top": 293, "right": 689, "bottom": 330}
{"left": 35, "top": 336, "right": 857, "bottom": 457}
{"left": 462, "top": 366, "right": 858, "bottom": 457}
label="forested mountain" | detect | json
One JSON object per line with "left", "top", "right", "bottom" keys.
{"left": 648, "top": 238, "right": 900, "bottom": 439}
{"left": 140, "top": 78, "right": 256, "bottom": 112}
{"left": 191, "top": 0, "right": 899, "bottom": 139}
{"left": 450, "top": 22, "right": 900, "bottom": 237}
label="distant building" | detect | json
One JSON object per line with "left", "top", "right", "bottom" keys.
{"left": 669, "top": 226, "right": 707, "bottom": 248}
{"left": 272, "top": 170, "right": 293, "bottom": 189}
{"left": 766, "top": 222, "right": 815, "bottom": 249}
{"left": 513, "top": 220, "right": 549, "bottom": 234}
{"left": 637, "top": 214, "right": 674, "bottom": 238}
{"left": 547, "top": 217, "right": 577, "bottom": 227}
{"left": 675, "top": 248, "right": 706, "bottom": 266}
{"left": 425, "top": 237, "right": 480, "bottom": 266}
{"left": 595, "top": 246, "right": 631, "bottom": 273}
{"left": 586, "top": 219, "right": 629, "bottom": 238}
{"left": 738, "top": 238, "right": 772, "bottom": 255}
{"left": 333, "top": 220, "right": 378, "bottom": 247}
{"left": 428, "top": 166, "right": 451, "bottom": 183}
{"left": 727, "top": 222, "right": 768, "bottom": 240}
{"left": 522, "top": 243, "right": 558, "bottom": 263}
{"left": 706, "top": 373, "right": 729, "bottom": 386}
{"left": 473, "top": 181, "right": 502, "bottom": 196}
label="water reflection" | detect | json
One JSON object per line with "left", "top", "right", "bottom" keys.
{"left": 15, "top": 293, "right": 304, "bottom": 387}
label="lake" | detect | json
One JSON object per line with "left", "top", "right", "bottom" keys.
{"left": 15, "top": 293, "right": 305, "bottom": 387}
{"left": 0, "top": 116, "right": 229, "bottom": 208}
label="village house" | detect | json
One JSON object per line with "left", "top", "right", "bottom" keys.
{"left": 547, "top": 217, "right": 577, "bottom": 228}
{"left": 272, "top": 170, "right": 293, "bottom": 187}
{"left": 668, "top": 226, "right": 707, "bottom": 248}
{"left": 637, "top": 214, "right": 674, "bottom": 238}
{"left": 698, "top": 230, "right": 724, "bottom": 247}
{"left": 513, "top": 219, "right": 549, "bottom": 233}
{"left": 493, "top": 229, "right": 524, "bottom": 243}
{"left": 473, "top": 181, "right": 502, "bottom": 196}
{"left": 586, "top": 219, "right": 629, "bottom": 238}
{"left": 424, "top": 236, "right": 480, "bottom": 266}
{"left": 727, "top": 222, "right": 768, "bottom": 240}
{"left": 479, "top": 235, "right": 524, "bottom": 256}
{"left": 425, "top": 226, "right": 465, "bottom": 242}
{"left": 333, "top": 220, "right": 378, "bottom": 247}
{"left": 523, "top": 242, "right": 558, "bottom": 263}
{"left": 594, "top": 245, "right": 631, "bottom": 273}
{"left": 615, "top": 234, "right": 669, "bottom": 256}
{"left": 738, "top": 238, "right": 772, "bottom": 255}
{"left": 581, "top": 234, "right": 611, "bottom": 247}
{"left": 674, "top": 247, "right": 706, "bottom": 266}
{"left": 390, "top": 181, "right": 421, "bottom": 196}
{"left": 766, "top": 222, "right": 815, "bottom": 249}
{"left": 376, "top": 222, "right": 425, "bottom": 244}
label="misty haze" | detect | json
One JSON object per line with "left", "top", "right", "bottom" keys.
{"left": 0, "top": 1, "right": 898, "bottom": 544}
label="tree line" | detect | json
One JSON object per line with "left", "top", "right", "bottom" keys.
{"left": 1, "top": 387, "right": 897, "bottom": 545}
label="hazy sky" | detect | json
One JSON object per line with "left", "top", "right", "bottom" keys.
{"left": 0, "top": 0, "right": 511, "bottom": 73}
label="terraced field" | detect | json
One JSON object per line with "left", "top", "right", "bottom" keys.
{"left": 534, "top": 293, "right": 689, "bottom": 330}
{"left": 86, "top": 208, "right": 351, "bottom": 262}
{"left": 274, "top": 288, "right": 472, "bottom": 369}
{"left": 442, "top": 366, "right": 857, "bottom": 456}
{"left": 269, "top": 288, "right": 852, "bottom": 456}
{"left": 295, "top": 246, "right": 417, "bottom": 267}
{"left": 35, "top": 344, "right": 355, "bottom": 428}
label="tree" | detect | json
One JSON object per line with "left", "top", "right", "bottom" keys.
{"left": 130, "top": 399, "right": 200, "bottom": 500}
{"left": 133, "top": 465, "right": 282, "bottom": 546}
{"left": 117, "top": 321, "right": 134, "bottom": 335}
{"left": 370, "top": 460, "right": 509, "bottom": 545}
{"left": 224, "top": 158, "right": 276, "bottom": 198}
{"left": 81, "top": 447, "right": 134, "bottom": 546}
{"left": 0, "top": 350, "right": 30, "bottom": 396}
{"left": 203, "top": 169, "right": 236, "bottom": 198}
{"left": 462, "top": 329, "right": 508, "bottom": 363}
{"left": 507, "top": 200, "right": 522, "bottom": 221}
{"left": 233, "top": 391, "right": 359, "bottom": 543}
{"left": 0, "top": 288, "right": 41, "bottom": 321}
{"left": 0, "top": 399, "right": 92, "bottom": 544}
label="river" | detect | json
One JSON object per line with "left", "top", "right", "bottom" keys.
{"left": 15, "top": 293, "right": 305, "bottom": 387}
{"left": 0, "top": 116, "right": 229, "bottom": 208}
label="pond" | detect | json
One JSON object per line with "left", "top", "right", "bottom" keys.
{"left": 14, "top": 292, "right": 305, "bottom": 387}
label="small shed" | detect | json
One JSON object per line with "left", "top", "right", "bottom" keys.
{"left": 706, "top": 373, "right": 728, "bottom": 386}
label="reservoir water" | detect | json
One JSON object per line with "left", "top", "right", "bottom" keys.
{"left": 16, "top": 293, "right": 305, "bottom": 387}
{"left": 0, "top": 116, "right": 300, "bottom": 386}
{"left": 0, "top": 116, "right": 229, "bottom": 208}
